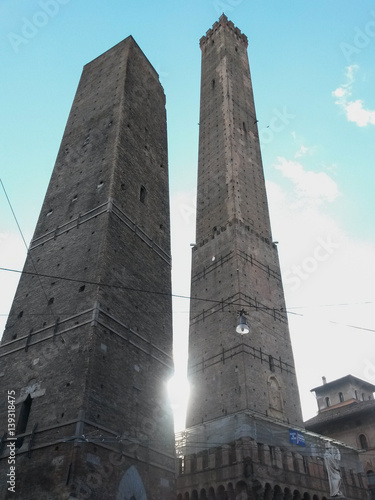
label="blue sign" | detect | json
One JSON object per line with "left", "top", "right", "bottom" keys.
{"left": 289, "top": 429, "right": 306, "bottom": 447}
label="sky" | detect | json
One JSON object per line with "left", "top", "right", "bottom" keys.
{"left": 1, "top": 0, "right": 375, "bottom": 431}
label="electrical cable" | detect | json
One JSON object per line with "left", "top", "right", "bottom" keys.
{"left": 1, "top": 266, "right": 374, "bottom": 333}
{"left": 0, "top": 179, "right": 58, "bottom": 323}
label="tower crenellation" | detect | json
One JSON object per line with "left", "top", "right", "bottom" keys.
{"left": 200, "top": 14, "right": 248, "bottom": 48}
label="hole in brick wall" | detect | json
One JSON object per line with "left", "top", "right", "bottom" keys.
{"left": 15, "top": 394, "right": 32, "bottom": 449}
{"left": 140, "top": 185, "right": 147, "bottom": 203}
{"left": 66, "top": 382, "right": 70, "bottom": 387}
{"left": 12, "top": 334, "right": 17, "bottom": 340}
{"left": 18, "top": 311, "right": 23, "bottom": 318}
{"left": 48, "top": 297, "right": 54, "bottom": 305}
{"left": 79, "top": 285, "right": 85, "bottom": 292}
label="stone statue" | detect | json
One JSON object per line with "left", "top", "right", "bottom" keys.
{"left": 324, "top": 442, "right": 344, "bottom": 497}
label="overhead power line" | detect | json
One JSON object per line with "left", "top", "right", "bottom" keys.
{"left": 0, "top": 266, "right": 374, "bottom": 333}
{"left": 0, "top": 179, "right": 58, "bottom": 323}
{"left": 0, "top": 266, "right": 282, "bottom": 311}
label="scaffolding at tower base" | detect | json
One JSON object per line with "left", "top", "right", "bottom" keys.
{"left": 176, "top": 410, "right": 364, "bottom": 473}
{"left": 175, "top": 411, "right": 368, "bottom": 499}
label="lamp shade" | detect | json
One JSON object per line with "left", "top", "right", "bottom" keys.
{"left": 236, "top": 311, "right": 249, "bottom": 335}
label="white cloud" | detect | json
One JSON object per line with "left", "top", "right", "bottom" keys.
{"left": 333, "top": 65, "right": 375, "bottom": 127}
{"left": 332, "top": 87, "right": 347, "bottom": 99}
{"left": 345, "top": 99, "right": 375, "bottom": 127}
{"left": 266, "top": 164, "right": 375, "bottom": 420}
{"left": 294, "top": 144, "right": 310, "bottom": 158}
{"left": 273, "top": 157, "right": 340, "bottom": 205}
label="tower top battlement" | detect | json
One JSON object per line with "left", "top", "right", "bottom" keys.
{"left": 199, "top": 14, "right": 248, "bottom": 48}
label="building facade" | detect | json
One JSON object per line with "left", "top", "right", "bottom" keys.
{"left": 0, "top": 37, "right": 175, "bottom": 499}
{"left": 306, "top": 375, "right": 375, "bottom": 499}
{"left": 176, "top": 16, "right": 368, "bottom": 500}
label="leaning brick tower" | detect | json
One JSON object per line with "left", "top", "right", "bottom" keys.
{"left": 186, "top": 15, "right": 303, "bottom": 430}
{"left": 0, "top": 37, "right": 175, "bottom": 499}
{"left": 177, "top": 15, "right": 368, "bottom": 500}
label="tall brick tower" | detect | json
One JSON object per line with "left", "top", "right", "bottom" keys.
{"left": 186, "top": 15, "right": 303, "bottom": 430}
{"left": 0, "top": 37, "right": 175, "bottom": 499}
{"left": 177, "top": 16, "right": 368, "bottom": 500}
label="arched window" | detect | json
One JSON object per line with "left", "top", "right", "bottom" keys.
{"left": 284, "top": 488, "right": 293, "bottom": 500}
{"left": 216, "top": 485, "right": 225, "bottom": 500}
{"left": 273, "top": 485, "right": 283, "bottom": 500}
{"left": 339, "top": 392, "right": 344, "bottom": 402}
{"left": 359, "top": 434, "right": 368, "bottom": 450}
{"left": 199, "top": 488, "right": 207, "bottom": 500}
{"left": 325, "top": 396, "right": 330, "bottom": 407}
{"left": 207, "top": 486, "right": 215, "bottom": 499}
{"left": 117, "top": 466, "right": 147, "bottom": 500}
{"left": 264, "top": 483, "right": 273, "bottom": 500}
